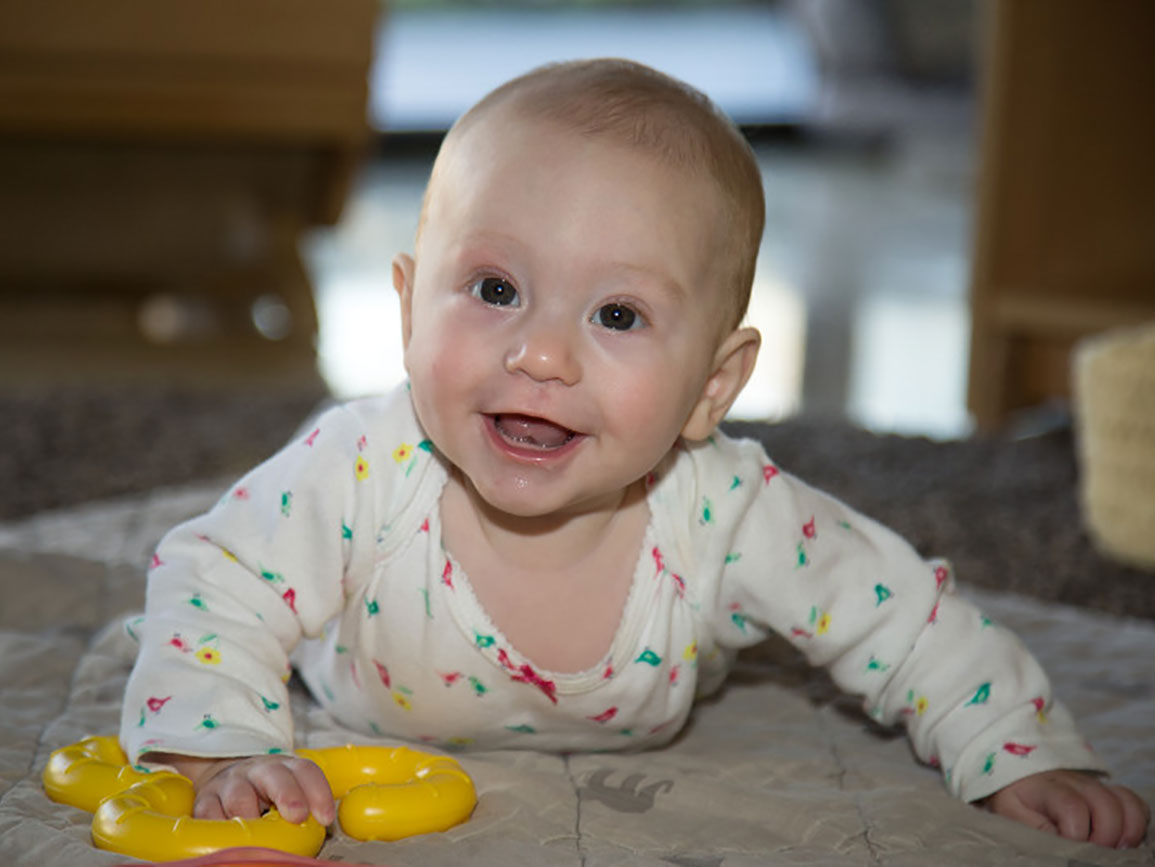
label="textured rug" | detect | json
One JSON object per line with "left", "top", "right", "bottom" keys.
{"left": 4, "top": 387, "right": 1151, "bottom": 619}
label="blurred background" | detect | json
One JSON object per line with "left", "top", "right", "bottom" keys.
{"left": 1, "top": 0, "right": 1153, "bottom": 517}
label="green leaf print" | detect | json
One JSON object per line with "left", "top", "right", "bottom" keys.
{"left": 635, "top": 648, "right": 662, "bottom": 666}
{"left": 965, "top": 682, "right": 992, "bottom": 706}
{"left": 280, "top": 491, "right": 293, "bottom": 518}
{"left": 259, "top": 566, "right": 284, "bottom": 584}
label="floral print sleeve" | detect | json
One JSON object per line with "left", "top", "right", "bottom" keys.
{"left": 678, "top": 434, "right": 1108, "bottom": 803}
{"left": 119, "top": 388, "right": 426, "bottom": 764}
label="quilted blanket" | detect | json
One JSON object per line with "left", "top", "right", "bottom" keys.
{"left": 0, "top": 483, "right": 1151, "bottom": 865}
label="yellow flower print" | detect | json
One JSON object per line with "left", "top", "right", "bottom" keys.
{"left": 354, "top": 455, "right": 370, "bottom": 481}
{"left": 393, "top": 443, "right": 414, "bottom": 463}
{"left": 393, "top": 691, "right": 412, "bottom": 711}
{"left": 816, "top": 613, "right": 832, "bottom": 635}
{"left": 221, "top": 547, "right": 238, "bottom": 563}
{"left": 916, "top": 696, "right": 929, "bottom": 715}
{"left": 196, "top": 647, "right": 222, "bottom": 665}
{"left": 682, "top": 642, "right": 698, "bottom": 663}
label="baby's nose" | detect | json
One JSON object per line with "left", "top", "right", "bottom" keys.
{"left": 503, "top": 317, "right": 581, "bottom": 385}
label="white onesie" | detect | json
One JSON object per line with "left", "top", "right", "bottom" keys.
{"left": 121, "top": 383, "right": 1105, "bottom": 802}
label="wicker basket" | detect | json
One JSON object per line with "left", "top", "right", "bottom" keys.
{"left": 1072, "top": 322, "right": 1155, "bottom": 571}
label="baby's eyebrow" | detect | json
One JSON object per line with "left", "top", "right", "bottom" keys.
{"left": 605, "top": 260, "right": 690, "bottom": 304}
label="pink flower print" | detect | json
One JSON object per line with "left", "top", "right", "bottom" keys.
{"left": 350, "top": 660, "right": 360, "bottom": 690}
{"left": 669, "top": 572, "right": 686, "bottom": 599}
{"left": 281, "top": 587, "right": 297, "bottom": 613}
{"left": 233, "top": 486, "right": 250, "bottom": 501}
{"left": 146, "top": 696, "right": 172, "bottom": 714}
{"left": 168, "top": 633, "right": 193, "bottom": 653}
{"left": 441, "top": 558, "right": 454, "bottom": 590}
{"left": 149, "top": 553, "right": 164, "bottom": 571}
{"left": 498, "top": 649, "right": 558, "bottom": 704}
{"left": 934, "top": 565, "right": 949, "bottom": 589}
{"left": 373, "top": 659, "right": 391, "bottom": 688}
{"left": 588, "top": 707, "right": 618, "bottom": 724}
{"left": 927, "top": 600, "right": 941, "bottom": 625}
{"left": 419, "top": 517, "right": 430, "bottom": 534}
{"left": 439, "top": 671, "right": 464, "bottom": 687}
{"left": 1030, "top": 696, "right": 1048, "bottom": 723}
{"left": 357, "top": 435, "right": 368, "bottom": 451}
{"left": 652, "top": 546, "right": 665, "bottom": 576}
{"left": 802, "top": 516, "right": 817, "bottom": 539}
{"left": 762, "top": 464, "right": 779, "bottom": 484}
{"left": 791, "top": 626, "right": 813, "bottom": 639}
{"left": 602, "top": 664, "right": 614, "bottom": 680}
{"left": 668, "top": 665, "right": 680, "bottom": 686}
{"left": 304, "top": 427, "right": 320, "bottom": 447}
{"left": 1003, "top": 742, "right": 1037, "bottom": 757}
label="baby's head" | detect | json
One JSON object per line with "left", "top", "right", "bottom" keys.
{"left": 394, "top": 59, "right": 766, "bottom": 518}
{"left": 418, "top": 58, "right": 765, "bottom": 334}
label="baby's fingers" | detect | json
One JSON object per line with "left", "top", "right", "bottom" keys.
{"left": 1112, "top": 785, "right": 1151, "bottom": 849}
{"left": 985, "top": 789, "right": 1059, "bottom": 836}
{"left": 249, "top": 758, "right": 335, "bottom": 826}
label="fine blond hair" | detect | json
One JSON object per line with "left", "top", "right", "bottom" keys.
{"left": 419, "top": 58, "right": 765, "bottom": 331}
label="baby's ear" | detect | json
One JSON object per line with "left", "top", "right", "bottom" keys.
{"left": 392, "top": 253, "right": 416, "bottom": 349}
{"left": 681, "top": 327, "right": 761, "bottom": 442}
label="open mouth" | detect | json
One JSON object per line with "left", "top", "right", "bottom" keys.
{"left": 491, "top": 413, "right": 579, "bottom": 451}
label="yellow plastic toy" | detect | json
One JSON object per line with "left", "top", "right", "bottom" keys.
{"left": 43, "top": 735, "right": 477, "bottom": 863}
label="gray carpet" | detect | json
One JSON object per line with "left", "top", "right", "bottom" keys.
{"left": 4, "top": 387, "right": 1151, "bottom": 619}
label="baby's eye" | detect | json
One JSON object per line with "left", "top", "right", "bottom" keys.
{"left": 469, "top": 276, "right": 519, "bottom": 307}
{"left": 594, "top": 303, "right": 642, "bottom": 331}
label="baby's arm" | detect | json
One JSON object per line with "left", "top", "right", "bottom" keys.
{"left": 697, "top": 438, "right": 1144, "bottom": 846}
{"left": 146, "top": 752, "right": 336, "bottom": 825}
{"left": 983, "top": 770, "right": 1150, "bottom": 849}
{"left": 121, "top": 401, "right": 389, "bottom": 788}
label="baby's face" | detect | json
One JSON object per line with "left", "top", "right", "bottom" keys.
{"left": 397, "top": 109, "right": 734, "bottom": 519}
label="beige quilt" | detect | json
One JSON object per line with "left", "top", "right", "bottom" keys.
{"left": 1, "top": 483, "right": 1152, "bottom": 866}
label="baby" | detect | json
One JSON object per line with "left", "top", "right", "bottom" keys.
{"left": 121, "top": 59, "right": 1149, "bottom": 848}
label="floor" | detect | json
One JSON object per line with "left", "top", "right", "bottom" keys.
{"left": 303, "top": 4, "right": 977, "bottom": 440}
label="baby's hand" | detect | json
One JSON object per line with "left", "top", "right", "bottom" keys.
{"left": 982, "top": 770, "right": 1150, "bottom": 848}
{"left": 153, "top": 753, "right": 336, "bottom": 826}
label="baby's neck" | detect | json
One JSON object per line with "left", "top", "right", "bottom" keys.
{"left": 443, "top": 471, "right": 648, "bottom": 574}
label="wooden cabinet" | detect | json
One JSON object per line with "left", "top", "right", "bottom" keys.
{"left": 0, "top": 0, "right": 376, "bottom": 386}
{"left": 967, "top": 0, "right": 1155, "bottom": 428}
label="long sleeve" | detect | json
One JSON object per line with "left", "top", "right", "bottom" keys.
{"left": 120, "top": 394, "right": 412, "bottom": 764}
{"left": 680, "top": 434, "right": 1108, "bottom": 802}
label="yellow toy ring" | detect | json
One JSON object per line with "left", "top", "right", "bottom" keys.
{"left": 43, "top": 735, "right": 477, "bottom": 862}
